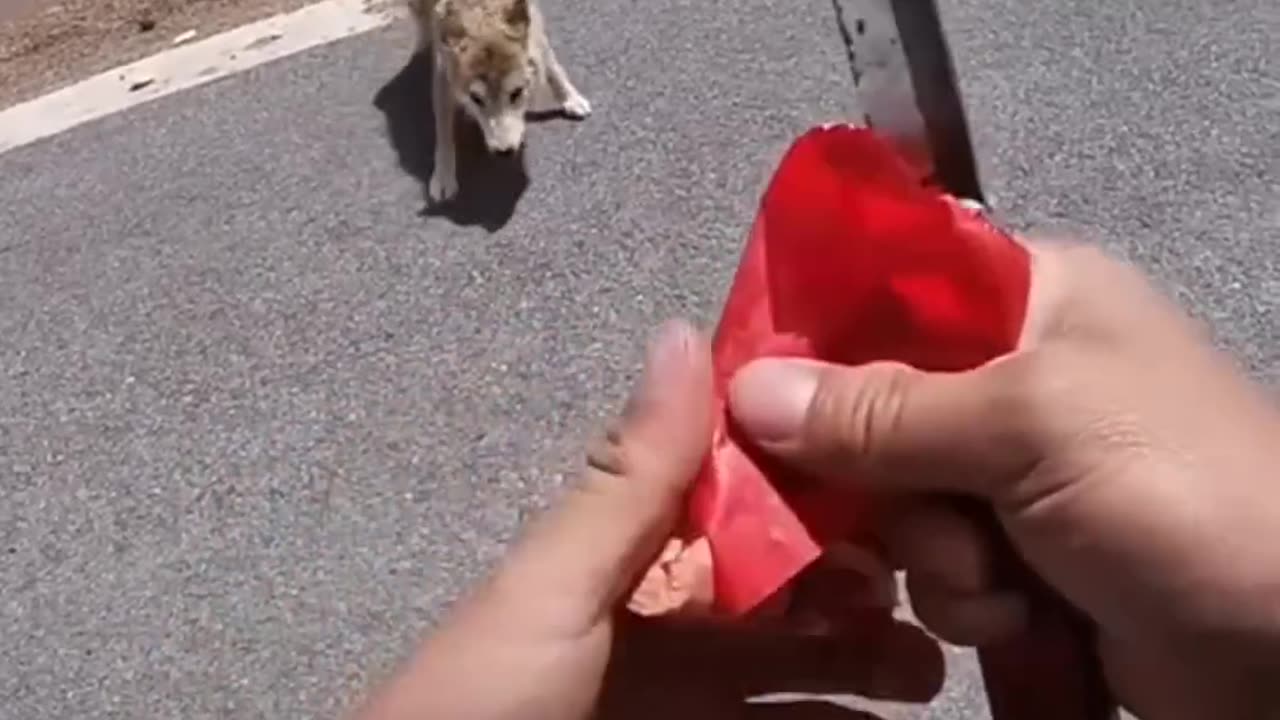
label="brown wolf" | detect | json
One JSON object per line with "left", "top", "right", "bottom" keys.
{"left": 408, "top": 0, "right": 592, "bottom": 203}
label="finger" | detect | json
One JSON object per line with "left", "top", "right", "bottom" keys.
{"left": 727, "top": 356, "right": 1040, "bottom": 498}
{"left": 906, "top": 573, "right": 1028, "bottom": 647}
{"left": 886, "top": 501, "right": 993, "bottom": 596}
{"left": 497, "top": 319, "right": 715, "bottom": 618}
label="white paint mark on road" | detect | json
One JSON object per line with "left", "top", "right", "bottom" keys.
{"left": 0, "top": 0, "right": 396, "bottom": 155}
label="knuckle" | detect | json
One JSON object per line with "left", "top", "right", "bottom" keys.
{"left": 1057, "top": 241, "right": 1114, "bottom": 270}
{"left": 1055, "top": 244, "right": 1149, "bottom": 307}
{"left": 993, "top": 349, "right": 1086, "bottom": 444}
{"left": 991, "top": 353, "right": 1055, "bottom": 429}
{"left": 903, "top": 576, "right": 967, "bottom": 643}
{"left": 581, "top": 417, "right": 684, "bottom": 506}
{"left": 806, "top": 362, "right": 915, "bottom": 467}
{"left": 1037, "top": 238, "right": 1121, "bottom": 279}
{"left": 584, "top": 418, "right": 632, "bottom": 479}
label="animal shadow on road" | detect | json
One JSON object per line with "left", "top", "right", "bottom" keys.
{"left": 375, "top": 51, "right": 563, "bottom": 233}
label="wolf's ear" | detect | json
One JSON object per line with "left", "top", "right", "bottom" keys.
{"left": 436, "top": 0, "right": 467, "bottom": 49}
{"left": 503, "top": 0, "right": 530, "bottom": 34}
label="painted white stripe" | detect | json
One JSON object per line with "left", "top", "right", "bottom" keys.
{"left": 0, "top": 0, "right": 396, "bottom": 155}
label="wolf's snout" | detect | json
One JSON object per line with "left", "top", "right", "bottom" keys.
{"left": 486, "top": 134, "right": 522, "bottom": 154}
{"left": 485, "top": 135, "right": 523, "bottom": 154}
{"left": 483, "top": 115, "right": 525, "bottom": 155}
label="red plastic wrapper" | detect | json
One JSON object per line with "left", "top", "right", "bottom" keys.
{"left": 627, "top": 124, "right": 1031, "bottom": 620}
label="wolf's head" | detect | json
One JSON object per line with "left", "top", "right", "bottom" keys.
{"left": 438, "top": 0, "right": 534, "bottom": 154}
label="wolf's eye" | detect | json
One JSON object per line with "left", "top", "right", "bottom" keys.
{"left": 509, "top": 87, "right": 525, "bottom": 104}
{"left": 469, "top": 90, "right": 486, "bottom": 107}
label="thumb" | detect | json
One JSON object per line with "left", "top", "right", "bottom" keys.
{"left": 497, "top": 320, "right": 714, "bottom": 618}
{"left": 727, "top": 357, "right": 1039, "bottom": 499}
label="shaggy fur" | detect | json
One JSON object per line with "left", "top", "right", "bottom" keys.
{"left": 408, "top": 0, "right": 591, "bottom": 203}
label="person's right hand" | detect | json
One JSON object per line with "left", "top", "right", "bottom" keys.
{"left": 725, "top": 241, "right": 1280, "bottom": 720}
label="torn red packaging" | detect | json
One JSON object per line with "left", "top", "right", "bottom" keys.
{"left": 628, "top": 124, "right": 1031, "bottom": 619}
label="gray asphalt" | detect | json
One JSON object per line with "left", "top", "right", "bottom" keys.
{"left": 0, "top": 0, "right": 1276, "bottom": 718}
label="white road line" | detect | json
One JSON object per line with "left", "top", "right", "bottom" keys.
{"left": 0, "top": 0, "right": 396, "bottom": 155}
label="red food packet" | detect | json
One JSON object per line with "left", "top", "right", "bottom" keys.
{"left": 628, "top": 124, "right": 1031, "bottom": 620}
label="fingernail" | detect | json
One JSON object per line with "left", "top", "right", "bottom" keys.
{"left": 729, "top": 359, "right": 819, "bottom": 442}
{"left": 628, "top": 320, "right": 695, "bottom": 412}
{"left": 646, "top": 320, "right": 694, "bottom": 375}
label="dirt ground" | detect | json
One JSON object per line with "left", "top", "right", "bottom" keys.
{"left": 0, "top": 0, "right": 320, "bottom": 109}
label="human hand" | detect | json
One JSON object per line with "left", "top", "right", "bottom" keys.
{"left": 727, "top": 242, "right": 1280, "bottom": 720}
{"left": 353, "top": 321, "right": 943, "bottom": 720}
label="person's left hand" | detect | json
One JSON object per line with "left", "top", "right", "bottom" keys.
{"left": 353, "top": 320, "right": 944, "bottom": 720}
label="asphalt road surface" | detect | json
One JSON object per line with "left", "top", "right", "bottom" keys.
{"left": 1, "top": 1, "right": 1276, "bottom": 718}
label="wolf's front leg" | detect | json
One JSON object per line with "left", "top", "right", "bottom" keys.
{"left": 429, "top": 61, "right": 459, "bottom": 203}
{"left": 541, "top": 43, "right": 591, "bottom": 119}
